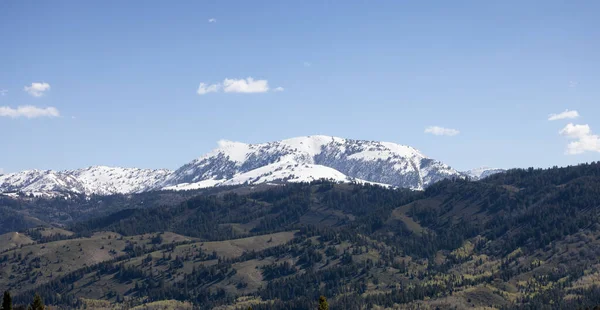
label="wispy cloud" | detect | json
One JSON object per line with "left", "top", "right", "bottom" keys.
{"left": 197, "top": 83, "right": 221, "bottom": 95}
{"left": 24, "top": 82, "right": 51, "bottom": 97}
{"left": 208, "top": 18, "right": 217, "bottom": 23}
{"left": 569, "top": 81, "right": 578, "bottom": 88}
{"left": 548, "top": 109, "right": 579, "bottom": 121}
{"left": 197, "top": 77, "right": 272, "bottom": 95}
{"left": 303, "top": 62, "right": 311, "bottom": 67}
{"left": 273, "top": 86, "right": 285, "bottom": 92}
{"left": 559, "top": 123, "right": 600, "bottom": 154}
{"left": 0, "top": 89, "right": 7, "bottom": 96}
{"left": 223, "top": 78, "right": 269, "bottom": 93}
{"left": 424, "top": 126, "right": 460, "bottom": 136}
{"left": 0, "top": 106, "right": 60, "bottom": 118}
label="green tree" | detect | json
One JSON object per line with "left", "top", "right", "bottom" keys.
{"left": 2, "top": 291, "right": 12, "bottom": 310}
{"left": 318, "top": 296, "right": 329, "bottom": 310}
{"left": 27, "top": 294, "right": 44, "bottom": 310}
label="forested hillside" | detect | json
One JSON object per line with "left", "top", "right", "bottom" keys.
{"left": 2, "top": 162, "right": 600, "bottom": 309}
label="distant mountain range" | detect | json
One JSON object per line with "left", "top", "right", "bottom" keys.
{"left": 0, "top": 136, "right": 504, "bottom": 197}
{"left": 463, "top": 167, "right": 507, "bottom": 181}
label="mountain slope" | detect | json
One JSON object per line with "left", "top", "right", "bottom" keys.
{"left": 6, "top": 162, "right": 600, "bottom": 309}
{"left": 162, "top": 135, "right": 462, "bottom": 190}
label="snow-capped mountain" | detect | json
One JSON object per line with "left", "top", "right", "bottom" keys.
{"left": 161, "top": 136, "right": 462, "bottom": 191}
{"left": 0, "top": 167, "right": 171, "bottom": 197}
{"left": 1, "top": 135, "right": 471, "bottom": 197}
{"left": 0, "top": 170, "right": 81, "bottom": 196}
{"left": 69, "top": 166, "right": 173, "bottom": 195}
{"left": 463, "top": 167, "right": 506, "bottom": 181}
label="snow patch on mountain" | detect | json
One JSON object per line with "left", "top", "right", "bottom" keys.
{"left": 164, "top": 158, "right": 390, "bottom": 191}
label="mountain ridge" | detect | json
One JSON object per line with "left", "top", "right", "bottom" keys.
{"left": 0, "top": 166, "right": 172, "bottom": 197}
{"left": 1, "top": 135, "right": 482, "bottom": 197}
{"left": 160, "top": 135, "right": 462, "bottom": 191}
{"left": 463, "top": 167, "right": 506, "bottom": 180}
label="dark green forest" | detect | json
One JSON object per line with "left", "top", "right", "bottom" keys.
{"left": 2, "top": 162, "right": 600, "bottom": 309}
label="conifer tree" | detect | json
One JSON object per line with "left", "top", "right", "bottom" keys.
{"left": 2, "top": 291, "right": 12, "bottom": 310}
{"left": 318, "top": 296, "right": 329, "bottom": 310}
{"left": 27, "top": 294, "right": 44, "bottom": 310}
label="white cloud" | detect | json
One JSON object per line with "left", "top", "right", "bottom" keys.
{"left": 559, "top": 123, "right": 600, "bottom": 154}
{"left": 0, "top": 89, "right": 7, "bottom": 96}
{"left": 560, "top": 123, "right": 590, "bottom": 139}
{"left": 24, "top": 82, "right": 51, "bottom": 97}
{"left": 197, "top": 83, "right": 221, "bottom": 95}
{"left": 197, "top": 77, "right": 272, "bottom": 95}
{"left": 424, "top": 126, "right": 460, "bottom": 136}
{"left": 0, "top": 105, "right": 60, "bottom": 118}
{"left": 208, "top": 18, "right": 217, "bottom": 23}
{"left": 223, "top": 77, "right": 269, "bottom": 93}
{"left": 548, "top": 109, "right": 579, "bottom": 121}
{"left": 273, "top": 86, "right": 285, "bottom": 92}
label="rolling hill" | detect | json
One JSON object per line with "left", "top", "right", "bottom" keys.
{"left": 2, "top": 162, "right": 600, "bottom": 309}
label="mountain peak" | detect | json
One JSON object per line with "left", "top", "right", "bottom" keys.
{"left": 163, "top": 136, "right": 460, "bottom": 191}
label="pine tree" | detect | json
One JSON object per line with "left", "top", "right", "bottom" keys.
{"left": 318, "top": 296, "right": 329, "bottom": 310}
{"left": 2, "top": 291, "right": 12, "bottom": 310}
{"left": 27, "top": 294, "right": 44, "bottom": 310}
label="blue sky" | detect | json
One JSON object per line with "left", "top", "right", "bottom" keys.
{"left": 1, "top": 0, "right": 599, "bottom": 173}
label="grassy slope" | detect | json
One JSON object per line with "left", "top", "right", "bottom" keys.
{"left": 0, "top": 232, "right": 35, "bottom": 252}
{"left": 50, "top": 231, "right": 298, "bottom": 304}
{"left": 0, "top": 231, "right": 195, "bottom": 293}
